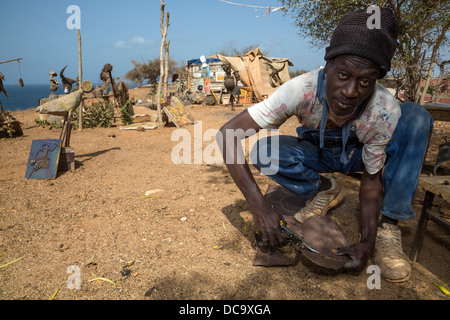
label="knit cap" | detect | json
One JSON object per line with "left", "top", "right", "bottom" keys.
{"left": 324, "top": 7, "right": 399, "bottom": 78}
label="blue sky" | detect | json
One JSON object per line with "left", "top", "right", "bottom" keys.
{"left": 0, "top": 0, "right": 325, "bottom": 85}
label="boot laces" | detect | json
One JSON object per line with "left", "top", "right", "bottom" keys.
{"left": 377, "top": 225, "right": 405, "bottom": 258}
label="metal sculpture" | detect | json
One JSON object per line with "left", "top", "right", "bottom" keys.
{"left": 0, "top": 72, "right": 8, "bottom": 97}
{"left": 223, "top": 63, "right": 241, "bottom": 110}
{"left": 36, "top": 81, "right": 93, "bottom": 147}
{"left": 60, "top": 65, "right": 79, "bottom": 93}
{"left": 49, "top": 71, "right": 60, "bottom": 92}
{"left": 25, "top": 140, "right": 61, "bottom": 180}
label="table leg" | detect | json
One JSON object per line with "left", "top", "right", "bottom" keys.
{"left": 410, "top": 191, "right": 434, "bottom": 262}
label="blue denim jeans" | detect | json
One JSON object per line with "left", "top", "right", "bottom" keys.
{"left": 252, "top": 102, "right": 434, "bottom": 221}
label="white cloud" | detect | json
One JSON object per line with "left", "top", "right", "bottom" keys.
{"left": 114, "top": 40, "right": 130, "bottom": 49}
{"left": 114, "top": 36, "right": 154, "bottom": 49}
{"left": 130, "top": 36, "right": 154, "bottom": 45}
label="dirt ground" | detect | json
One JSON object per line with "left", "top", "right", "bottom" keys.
{"left": 0, "top": 86, "right": 449, "bottom": 301}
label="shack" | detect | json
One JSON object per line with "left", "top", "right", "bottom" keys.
{"left": 186, "top": 57, "right": 224, "bottom": 93}
{"left": 186, "top": 48, "right": 293, "bottom": 104}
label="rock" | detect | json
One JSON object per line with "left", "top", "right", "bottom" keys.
{"left": 145, "top": 189, "right": 164, "bottom": 196}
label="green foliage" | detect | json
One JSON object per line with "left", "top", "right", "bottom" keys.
{"left": 279, "top": 0, "right": 366, "bottom": 47}
{"left": 278, "top": 0, "right": 450, "bottom": 102}
{"left": 120, "top": 100, "right": 134, "bottom": 125}
{"left": 125, "top": 57, "right": 178, "bottom": 87}
{"left": 1, "top": 110, "right": 16, "bottom": 137}
{"left": 34, "top": 117, "right": 64, "bottom": 130}
{"left": 1, "top": 122, "right": 16, "bottom": 138}
{"left": 35, "top": 100, "right": 136, "bottom": 130}
{"left": 71, "top": 101, "right": 114, "bottom": 129}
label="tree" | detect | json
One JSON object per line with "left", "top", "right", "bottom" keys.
{"left": 125, "top": 59, "right": 152, "bottom": 87}
{"left": 279, "top": 0, "right": 449, "bottom": 103}
{"left": 173, "top": 59, "right": 188, "bottom": 82}
{"left": 214, "top": 40, "right": 269, "bottom": 57}
{"left": 125, "top": 58, "right": 177, "bottom": 87}
{"left": 289, "top": 68, "right": 308, "bottom": 79}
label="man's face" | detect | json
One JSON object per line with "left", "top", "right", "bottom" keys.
{"left": 323, "top": 55, "right": 380, "bottom": 117}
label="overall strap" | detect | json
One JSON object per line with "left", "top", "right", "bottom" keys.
{"left": 316, "top": 69, "right": 328, "bottom": 150}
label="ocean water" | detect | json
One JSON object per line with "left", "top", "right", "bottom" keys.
{"left": 0, "top": 82, "right": 138, "bottom": 112}
{"left": 0, "top": 84, "right": 58, "bottom": 112}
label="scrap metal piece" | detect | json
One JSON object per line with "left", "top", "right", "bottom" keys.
{"left": 280, "top": 222, "right": 320, "bottom": 254}
{"left": 262, "top": 184, "right": 351, "bottom": 270}
{"left": 36, "top": 90, "right": 82, "bottom": 116}
{"left": 300, "top": 215, "right": 351, "bottom": 270}
{"left": 60, "top": 65, "right": 79, "bottom": 93}
{"left": 263, "top": 184, "right": 306, "bottom": 215}
{"left": 0, "top": 72, "right": 8, "bottom": 97}
{"left": 36, "top": 80, "right": 93, "bottom": 116}
{"left": 25, "top": 139, "right": 61, "bottom": 180}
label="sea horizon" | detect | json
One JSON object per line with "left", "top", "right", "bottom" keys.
{"left": 0, "top": 82, "right": 138, "bottom": 112}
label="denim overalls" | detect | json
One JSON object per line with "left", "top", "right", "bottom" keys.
{"left": 253, "top": 71, "right": 434, "bottom": 221}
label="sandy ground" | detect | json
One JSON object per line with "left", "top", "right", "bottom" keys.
{"left": 0, "top": 86, "right": 449, "bottom": 302}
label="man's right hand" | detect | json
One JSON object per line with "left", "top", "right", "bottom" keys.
{"left": 218, "top": 109, "right": 285, "bottom": 249}
{"left": 253, "top": 202, "right": 285, "bottom": 248}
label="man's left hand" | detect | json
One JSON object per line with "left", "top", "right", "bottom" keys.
{"left": 332, "top": 241, "right": 372, "bottom": 271}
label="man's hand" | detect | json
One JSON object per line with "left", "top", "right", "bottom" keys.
{"left": 333, "top": 168, "right": 382, "bottom": 271}
{"left": 332, "top": 241, "right": 372, "bottom": 271}
{"left": 253, "top": 202, "right": 285, "bottom": 248}
{"left": 218, "top": 109, "right": 286, "bottom": 249}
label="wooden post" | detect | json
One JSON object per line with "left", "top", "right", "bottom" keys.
{"left": 157, "top": 1, "right": 169, "bottom": 125}
{"left": 164, "top": 39, "right": 170, "bottom": 97}
{"left": 77, "top": 29, "right": 83, "bottom": 130}
{"left": 186, "top": 63, "right": 191, "bottom": 90}
{"left": 0, "top": 57, "right": 23, "bottom": 65}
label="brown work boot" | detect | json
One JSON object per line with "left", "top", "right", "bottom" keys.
{"left": 294, "top": 176, "right": 342, "bottom": 223}
{"left": 373, "top": 223, "right": 411, "bottom": 282}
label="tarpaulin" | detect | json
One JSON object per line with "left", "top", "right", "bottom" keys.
{"left": 210, "top": 48, "right": 293, "bottom": 101}
{"left": 187, "top": 58, "right": 221, "bottom": 66}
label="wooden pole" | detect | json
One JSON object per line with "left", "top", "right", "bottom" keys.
{"left": 0, "top": 58, "right": 23, "bottom": 65}
{"left": 157, "top": 1, "right": 169, "bottom": 125}
{"left": 78, "top": 29, "right": 83, "bottom": 131}
{"left": 157, "top": 3, "right": 165, "bottom": 125}
{"left": 164, "top": 39, "right": 170, "bottom": 97}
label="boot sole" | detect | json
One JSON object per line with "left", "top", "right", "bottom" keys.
{"left": 382, "top": 274, "right": 411, "bottom": 283}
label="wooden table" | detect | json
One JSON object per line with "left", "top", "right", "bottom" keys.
{"left": 410, "top": 175, "right": 450, "bottom": 262}
{"left": 424, "top": 103, "right": 450, "bottom": 122}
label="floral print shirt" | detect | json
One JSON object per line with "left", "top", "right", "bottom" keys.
{"left": 247, "top": 68, "right": 401, "bottom": 174}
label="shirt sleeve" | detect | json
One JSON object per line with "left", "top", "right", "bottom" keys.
{"left": 247, "top": 70, "right": 318, "bottom": 129}
{"left": 357, "top": 86, "right": 401, "bottom": 174}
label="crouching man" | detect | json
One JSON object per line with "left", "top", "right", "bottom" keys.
{"left": 217, "top": 8, "right": 433, "bottom": 282}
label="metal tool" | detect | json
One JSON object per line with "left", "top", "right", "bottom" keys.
{"left": 256, "top": 221, "right": 320, "bottom": 254}
{"left": 280, "top": 221, "right": 320, "bottom": 254}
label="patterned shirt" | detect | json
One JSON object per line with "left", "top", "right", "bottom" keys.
{"left": 247, "top": 68, "right": 401, "bottom": 174}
